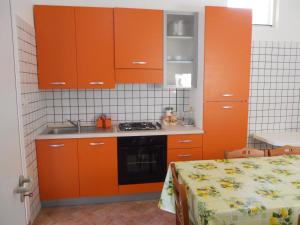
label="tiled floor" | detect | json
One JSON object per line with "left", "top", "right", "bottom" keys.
{"left": 33, "top": 200, "right": 174, "bottom": 225}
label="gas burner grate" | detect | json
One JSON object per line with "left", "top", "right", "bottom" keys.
{"left": 119, "top": 122, "right": 157, "bottom": 131}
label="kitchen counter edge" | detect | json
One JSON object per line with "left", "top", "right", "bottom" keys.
{"left": 36, "top": 127, "right": 204, "bottom": 140}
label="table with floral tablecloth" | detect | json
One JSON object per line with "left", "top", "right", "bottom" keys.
{"left": 159, "top": 155, "right": 300, "bottom": 225}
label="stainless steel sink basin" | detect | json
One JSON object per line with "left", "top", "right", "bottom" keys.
{"left": 47, "top": 127, "right": 79, "bottom": 134}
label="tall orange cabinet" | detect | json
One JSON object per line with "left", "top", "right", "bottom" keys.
{"left": 114, "top": 8, "right": 163, "bottom": 83}
{"left": 203, "top": 7, "right": 252, "bottom": 160}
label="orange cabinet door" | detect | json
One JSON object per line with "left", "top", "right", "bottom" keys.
{"left": 78, "top": 138, "right": 118, "bottom": 197}
{"left": 34, "top": 6, "right": 77, "bottom": 89}
{"left": 203, "top": 102, "right": 248, "bottom": 160}
{"left": 168, "top": 134, "right": 203, "bottom": 149}
{"left": 114, "top": 8, "right": 163, "bottom": 69}
{"left": 204, "top": 6, "right": 252, "bottom": 101}
{"left": 75, "top": 7, "right": 115, "bottom": 89}
{"left": 168, "top": 148, "right": 202, "bottom": 164}
{"left": 36, "top": 139, "right": 79, "bottom": 200}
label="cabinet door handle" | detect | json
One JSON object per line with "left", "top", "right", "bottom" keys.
{"left": 89, "top": 142, "right": 105, "bottom": 146}
{"left": 222, "top": 106, "right": 233, "bottom": 109}
{"left": 89, "top": 81, "right": 104, "bottom": 85}
{"left": 222, "top": 93, "right": 234, "bottom": 97}
{"left": 50, "top": 82, "right": 66, "bottom": 85}
{"left": 177, "top": 154, "right": 192, "bottom": 157}
{"left": 49, "top": 144, "right": 65, "bottom": 148}
{"left": 132, "top": 61, "right": 147, "bottom": 65}
{"left": 178, "top": 140, "right": 192, "bottom": 143}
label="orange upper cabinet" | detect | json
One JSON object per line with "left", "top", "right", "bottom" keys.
{"left": 203, "top": 102, "right": 248, "bottom": 160}
{"left": 204, "top": 6, "right": 252, "bottom": 101}
{"left": 114, "top": 8, "right": 163, "bottom": 83}
{"left": 75, "top": 7, "right": 115, "bottom": 89}
{"left": 36, "top": 139, "right": 79, "bottom": 200}
{"left": 34, "top": 6, "right": 77, "bottom": 89}
{"left": 78, "top": 138, "right": 118, "bottom": 197}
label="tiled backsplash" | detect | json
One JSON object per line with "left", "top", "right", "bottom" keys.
{"left": 248, "top": 41, "right": 300, "bottom": 148}
{"left": 17, "top": 16, "right": 47, "bottom": 221}
{"left": 45, "top": 85, "right": 191, "bottom": 124}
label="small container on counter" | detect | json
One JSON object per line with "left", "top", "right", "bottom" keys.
{"left": 105, "top": 116, "right": 112, "bottom": 128}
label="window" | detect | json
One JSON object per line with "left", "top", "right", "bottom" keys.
{"left": 227, "top": 0, "right": 275, "bottom": 26}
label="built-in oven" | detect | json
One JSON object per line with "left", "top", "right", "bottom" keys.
{"left": 117, "top": 135, "right": 167, "bottom": 185}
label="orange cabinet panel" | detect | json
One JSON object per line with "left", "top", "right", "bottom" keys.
{"left": 204, "top": 6, "right": 252, "bottom": 101}
{"left": 168, "top": 134, "right": 203, "bottom": 149}
{"left": 203, "top": 102, "right": 248, "bottom": 160}
{"left": 78, "top": 138, "right": 118, "bottom": 197}
{"left": 114, "top": 8, "right": 163, "bottom": 69}
{"left": 36, "top": 139, "right": 79, "bottom": 200}
{"left": 119, "top": 182, "right": 163, "bottom": 195}
{"left": 115, "top": 69, "right": 163, "bottom": 84}
{"left": 34, "top": 6, "right": 77, "bottom": 89}
{"left": 168, "top": 148, "right": 202, "bottom": 164}
{"left": 75, "top": 7, "right": 115, "bottom": 89}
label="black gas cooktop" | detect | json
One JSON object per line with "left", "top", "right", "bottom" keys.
{"left": 118, "top": 122, "right": 160, "bottom": 131}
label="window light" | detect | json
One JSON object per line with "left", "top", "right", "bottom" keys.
{"left": 227, "top": 0, "right": 275, "bottom": 26}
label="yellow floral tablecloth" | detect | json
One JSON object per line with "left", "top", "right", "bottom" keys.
{"left": 159, "top": 155, "right": 300, "bottom": 225}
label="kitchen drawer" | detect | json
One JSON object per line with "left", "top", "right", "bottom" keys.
{"left": 168, "top": 134, "right": 203, "bottom": 149}
{"left": 168, "top": 147, "right": 202, "bottom": 164}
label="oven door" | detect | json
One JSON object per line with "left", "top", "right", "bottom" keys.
{"left": 118, "top": 144, "right": 167, "bottom": 185}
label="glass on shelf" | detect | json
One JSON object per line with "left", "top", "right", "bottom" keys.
{"left": 167, "top": 14, "right": 195, "bottom": 37}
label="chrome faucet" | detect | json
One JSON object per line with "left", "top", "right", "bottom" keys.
{"left": 67, "top": 120, "right": 81, "bottom": 133}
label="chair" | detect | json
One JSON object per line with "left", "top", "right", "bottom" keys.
{"left": 171, "top": 163, "right": 189, "bottom": 225}
{"left": 269, "top": 145, "right": 300, "bottom": 156}
{"left": 225, "top": 147, "right": 266, "bottom": 159}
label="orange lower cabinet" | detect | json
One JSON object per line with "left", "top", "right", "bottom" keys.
{"left": 168, "top": 148, "right": 202, "bottom": 164}
{"left": 118, "top": 182, "right": 163, "bottom": 195}
{"left": 203, "top": 102, "right": 248, "bottom": 160}
{"left": 36, "top": 139, "right": 79, "bottom": 200}
{"left": 78, "top": 138, "right": 118, "bottom": 197}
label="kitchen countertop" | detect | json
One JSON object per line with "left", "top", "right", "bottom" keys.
{"left": 36, "top": 125, "right": 204, "bottom": 140}
{"left": 253, "top": 131, "right": 300, "bottom": 147}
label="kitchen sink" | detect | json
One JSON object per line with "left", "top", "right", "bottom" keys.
{"left": 46, "top": 126, "right": 109, "bottom": 135}
{"left": 47, "top": 127, "right": 79, "bottom": 134}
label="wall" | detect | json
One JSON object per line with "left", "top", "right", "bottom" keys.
{"left": 16, "top": 16, "right": 47, "bottom": 221}
{"left": 248, "top": 40, "right": 300, "bottom": 148}
{"left": 12, "top": 0, "right": 34, "bottom": 25}
{"left": 45, "top": 85, "right": 191, "bottom": 124}
{"left": 32, "top": 0, "right": 300, "bottom": 41}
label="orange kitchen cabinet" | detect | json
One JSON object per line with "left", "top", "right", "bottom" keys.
{"left": 114, "top": 8, "right": 163, "bottom": 83}
{"left": 114, "top": 8, "right": 163, "bottom": 69}
{"left": 75, "top": 7, "right": 115, "bottom": 89}
{"left": 36, "top": 139, "right": 79, "bottom": 200}
{"left": 203, "top": 102, "right": 248, "bottom": 160}
{"left": 168, "top": 148, "right": 202, "bottom": 164}
{"left": 168, "top": 134, "right": 203, "bottom": 149}
{"left": 204, "top": 6, "right": 252, "bottom": 101}
{"left": 115, "top": 69, "right": 163, "bottom": 83}
{"left": 78, "top": 138, "right": 118, "bottom": 197}
{"left": 34, "top": 6, "right": 77, "bottom": 89}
